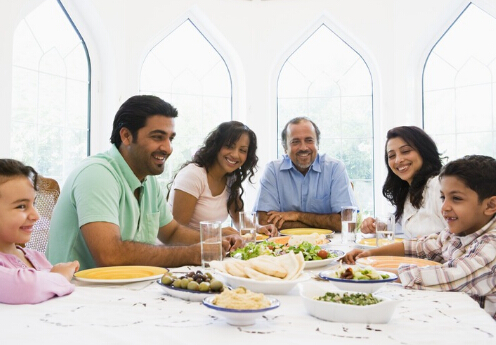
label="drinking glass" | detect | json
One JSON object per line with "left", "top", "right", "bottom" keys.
{"left": 200, "top": 221, "right": 222, "bottom": 268}
{"left": 341, "top": 206, "right": 358, "bottom": 244}
{"left": 239, "top": 212, "right": 257, "bottom": 243}
{"left": 375, "top": 214, "right": 395, "bottom": 246}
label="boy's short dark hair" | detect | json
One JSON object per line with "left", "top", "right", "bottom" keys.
{"left": 439, "top": 155, "right": 496, "bottom": 202}
{"left": 0, "top": 159, "right": 38, "bottom": 190}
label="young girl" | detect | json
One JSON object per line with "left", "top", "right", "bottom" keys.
{"left": 361, "top": 126, "right": 447, "bottom": 238}
{"left": 0, "top": 159, "right": 79, "bottom": 304}
{"left": 168, "top": 121, "right": 277, "bottom": 236}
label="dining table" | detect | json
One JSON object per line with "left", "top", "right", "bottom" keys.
{"left": 2, "top": 233, "right": 495, "bottom": 344}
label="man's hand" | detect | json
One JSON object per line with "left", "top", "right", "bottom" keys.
{"left": 51, "top": 260, "right": 80, "bottom": 282}
{"left": 267, "top": 211, "right": 298, "bottom": 228}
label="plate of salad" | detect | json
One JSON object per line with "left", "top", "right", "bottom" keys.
{"left": 231, "top": 241, "right": 345, "bottom": 269}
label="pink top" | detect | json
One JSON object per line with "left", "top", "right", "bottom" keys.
{"left": 0, "top": 246, "right": 75, "bottom": 304}
{"left": 169, "top": 164, "right": 232, "bottom": 230}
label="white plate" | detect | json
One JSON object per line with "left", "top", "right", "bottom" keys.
{"left": 203, "top": 296, "right": 280, "bottom": 326}
{"left": 74, "top": 266, "right": 168, "bottom": 283}
{"left": 300, "top": 283, "right": 400, "bottom": 323}
{"left": 303, "top": 250, "right": 345, "bottom": 269}
{"left": 215, "top": 271, "right": 310, "bottom": 295}
{"left": 156, "top": 280, "right": 225, "bottom": 302}
{"left": 318, "top": 268, "right": 397, "bottom": 293}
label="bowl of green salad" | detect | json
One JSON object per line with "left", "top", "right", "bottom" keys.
{"left": 318, "top": 265, "right": 397, "bottom": 293}
{"left": 300, "top": 283, "right": 400, "bottom": 323}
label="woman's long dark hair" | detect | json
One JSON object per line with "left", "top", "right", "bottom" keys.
{"left": 382, "top": 126, "right": 443, "bottom": 222}
{"left": 168, "top": 121, "right": 258, "bottom": 214}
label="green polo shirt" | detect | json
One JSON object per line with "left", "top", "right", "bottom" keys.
{"left": 46, "top": 145, "right": 173, "bottom": 270}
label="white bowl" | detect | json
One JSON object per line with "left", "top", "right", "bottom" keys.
{"left": 203, "top": 296, "right": 280, "bottom": 326}
{"left": 318, "top": 268, "right": 397, "bottom": 293}
{"left": 156, "top": 280, "right": 225, "bottom": 302}
{"left": 215, "top": 271, "right": 310, "bottom": 295}
{"left": 300, "top": 284, "right": 400, "bottom": 323}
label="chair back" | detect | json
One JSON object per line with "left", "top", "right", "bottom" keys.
{"left": 25, "top": 176, "right": 60, "bottom": 254}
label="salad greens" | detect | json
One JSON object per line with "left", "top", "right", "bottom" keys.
{"left": 231, "top": 241, "right": 337, "bottom": 261}
{"left": 315, "top": 292, "right": 381, "bottom": 306}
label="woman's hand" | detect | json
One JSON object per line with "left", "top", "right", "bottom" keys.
{"left": 257, "top": 223, "right": 278, "bottom": 237}
{"left": 51, "top": 260, "right": 80, "bottom": 282}
{"left": 360, "top": 216, "right": 377, "bottom": 234}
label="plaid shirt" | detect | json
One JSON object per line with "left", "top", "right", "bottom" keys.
{"left": 399, "top": 217, "right": 496, "bottom": 320}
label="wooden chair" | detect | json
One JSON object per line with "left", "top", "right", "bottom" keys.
{"left": 24, "top": 176, "right": 60, "bottom": 254}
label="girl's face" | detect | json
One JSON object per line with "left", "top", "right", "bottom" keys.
{"left": 386, "top": 137, "right": 423, "bottom": 185}
{"left": 216, "top": 133, "right": 250, "bottom": 174}
{"left": 0, "top": 176, "right": 39, "bottom": 249}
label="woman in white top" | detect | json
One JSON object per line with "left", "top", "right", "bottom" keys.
{"left": 361, "top": 126, "right": 447, "bottom": 238}
{"left": 168, "top": 121, "right": 277, "bottom": 236}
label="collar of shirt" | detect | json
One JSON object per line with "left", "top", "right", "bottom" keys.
{"left": 107, "top": 145, "right": 146, "bottom": 192}
{"left": 279, "top": 153, "right": 322, "bottom": 174}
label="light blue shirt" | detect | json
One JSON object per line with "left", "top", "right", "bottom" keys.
{"left": 253, "top": 153, "right": 356, "bottom": 214}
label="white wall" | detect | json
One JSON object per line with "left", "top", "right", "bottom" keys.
{"left": 1, "top": 0, "right": 493, "bottom": 212}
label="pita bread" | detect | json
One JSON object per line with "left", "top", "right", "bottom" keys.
{"left": 249, "top": 256, "right": 287, "bottom": 278}
{"left": 225, "top": 260, "right": 249, "bottom": 278}
{"left": 244, "top": 266, "right": 282, "bottom": 281}
{"left": 276, "top": 252, "right": 301, "bottom": 280}
{"left": 209, "top": 260, "right": 226, "bottom": 273}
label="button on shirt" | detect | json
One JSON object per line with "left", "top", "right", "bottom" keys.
{"left": 253, "top": 153, "right": 356, "bottom": 214}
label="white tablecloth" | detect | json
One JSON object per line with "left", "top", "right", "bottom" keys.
{"left": 2, "top": 235, "right": 495, "bottom": 344}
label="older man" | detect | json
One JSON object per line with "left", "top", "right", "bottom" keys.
{"left": 253, "top": 117, "right": 356, "bottom": 231}
{"left": 47, "top": 95, "right": 242, "bottom": 270}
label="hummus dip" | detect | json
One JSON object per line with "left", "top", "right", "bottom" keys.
{"left": 212, "top": 287, "right": 271, "bottom": 310}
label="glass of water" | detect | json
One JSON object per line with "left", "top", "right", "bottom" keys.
{"left": 239, "top": 212, "right": 257, "bottom": 243}
{"left": 375, "top": 214, "right": 395, "bottom": 246}
{"left": 341, "top": 206, "right": 358, "bottom": 244}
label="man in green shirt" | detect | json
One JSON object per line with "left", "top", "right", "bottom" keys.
{"left": 47, "top": 95, "right": 242, "bottom": 270}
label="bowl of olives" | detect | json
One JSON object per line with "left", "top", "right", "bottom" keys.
{"left": 157, "top": 270, "right": 226, "bottom": 302}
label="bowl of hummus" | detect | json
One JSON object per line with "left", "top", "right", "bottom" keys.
{"left": 202, "top": 287, "right": 280, "bottom": 326}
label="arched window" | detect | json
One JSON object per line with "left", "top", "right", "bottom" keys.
{"left": 11, "top": 0, "right": 90, "bottom": 184}
{"left": 140, "top": 19, "right": 232, "bottom": 187}
{"left": 423, "top": 3, "right": 496, "bottom": 159}
{"left": 277, "top": 24, "right": 374, "bottom": 214}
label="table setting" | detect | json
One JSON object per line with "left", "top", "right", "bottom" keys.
{"left": 1, "top": 231, "right": 495, "bottom": 344}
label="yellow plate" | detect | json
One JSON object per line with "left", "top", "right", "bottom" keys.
{"left": 356, "top": 256, "right": 442, "bottom": 269}
{"left": 357, "top": 237, "right": 404, "bottom": 247}
{"left": 256, "top": 234, "right": 269, "bottom": 241}
{"left": 279, "top": 228, "right": 334, "bottom": 236}
{"left": 74, "top": 266, "right": 168, "bottom": 283}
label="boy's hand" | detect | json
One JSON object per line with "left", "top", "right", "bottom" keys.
{"left": 343, "top": 249, "right": 373, "bottom": 264}
{"left": 51, "top": 260, "right": 80, "bottom": 282}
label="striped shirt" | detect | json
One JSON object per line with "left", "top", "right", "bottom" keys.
{"left": 399, "top": 217, "right": 496, "bottom": 320}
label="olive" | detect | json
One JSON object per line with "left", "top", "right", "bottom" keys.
{"left": 180, "top": 278, "right": 190, "bottom": 289}
{"left": 187, "top": 281, "right": 200, "bottom": 291}
{"left": 172, "top": 279, "right": 182, "bottom": 288}
{"left": 161, "top": 274, "right": 174, "bottom": 285}
{"left": 206, "top": 272, "right": 213, "bottom": 279}
{"left": 210, "top": 279, "right": 223, "bottom": 292}
{"left": 199, "top": 282, "right": 210, "bottom": 292}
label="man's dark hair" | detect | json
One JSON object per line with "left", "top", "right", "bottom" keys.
{"left": 110, "top": 95, "right": 178, "bottom": 148}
